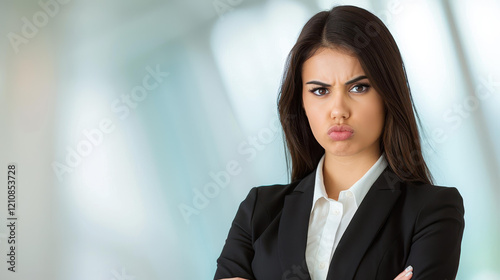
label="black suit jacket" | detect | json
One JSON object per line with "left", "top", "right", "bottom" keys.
{"left": 214, "top": 166, "right": 465, "bottom": 280}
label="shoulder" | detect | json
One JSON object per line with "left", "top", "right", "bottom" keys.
{"left": 243, "top": 180, "right": 300, "bottom": 209}
{"left": 402, "top": 181, "right": 463, "bottom": 202}
{"left": 399, "top": 181, "right": 465, "bottom": 218}
{"left": 255, "top": 181, "right": 299, "bottom": 199}
{"left": 235, "top": 175, "right": 310, "bottom": 226}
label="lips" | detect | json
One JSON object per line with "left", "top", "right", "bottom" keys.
{"left": 327, "top": 125, "right": 354, "bottom": 141}
{"left": 327, "top": 125, "right": 354, "bottom": 134}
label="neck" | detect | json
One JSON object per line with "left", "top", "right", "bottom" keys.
{"left": 322, "top": 147, "right": 381, "bottom": 200}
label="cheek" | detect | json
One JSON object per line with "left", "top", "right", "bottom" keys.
{"left": 361, "top": 100, "right": 385, "bottom": 133}
{"left": 302, "top": 101, "right": 324, "bottom": 137}
{"left": 305, "top": 108, "right": 321, "bottom": 130}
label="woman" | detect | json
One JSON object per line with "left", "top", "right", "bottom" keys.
{"left": 214, "top": 5, "right": 465, "bottom": 280}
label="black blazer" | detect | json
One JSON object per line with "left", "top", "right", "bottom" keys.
{"left": 214, "top": 165, "right": 465, "bottom": 280}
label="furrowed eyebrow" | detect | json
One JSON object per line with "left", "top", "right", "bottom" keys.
{"left": 344, "top": 75, "right": 368, "bottom": 85}
{"left": 305, "top": 75, "right": 368, "bottom": 87}
{"left": 305, "top": 81, "right": 331, "bottom": 87}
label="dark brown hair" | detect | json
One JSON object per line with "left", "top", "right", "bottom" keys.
{"left": 277, "top": 5, "right": 433, "bottom": 184}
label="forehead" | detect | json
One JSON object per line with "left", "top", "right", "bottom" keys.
{"left": 302, "top": 47, "right": 364, "bottom": 82}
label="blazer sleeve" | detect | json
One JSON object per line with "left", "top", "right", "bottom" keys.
{"left": 214, "top": 187, "right": 257, "bottom": 280}
{"left": 405, "top": 187, "right": 465, "bottom": 280}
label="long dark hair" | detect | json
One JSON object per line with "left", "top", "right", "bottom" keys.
{"left": 277, "top": 5, "right": 433, "bottom": 184}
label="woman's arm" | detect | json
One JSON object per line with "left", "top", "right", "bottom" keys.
{"left": 404, "top": 187, "right": 465, "bottom": 279}
{"left": 220, "top": 267, "right": 415, "bottom": 280}
{"left": 214, "top": 187, "right": 258, "bottom": 280}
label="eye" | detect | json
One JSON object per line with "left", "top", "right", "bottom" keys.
{"left": 349, "top": 83, "right": 371, "bottom": 94}
{"left": 309, "top": 87, "right": 329, "bottom": 96}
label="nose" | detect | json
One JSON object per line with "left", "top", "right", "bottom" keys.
{"left": 330, "top": 91, "right": 350, "bottom": 120}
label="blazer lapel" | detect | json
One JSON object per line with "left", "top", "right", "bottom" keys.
{"left": 278, "top": 169, "right": 316, "bottom": 278}
{"left": 327, "top": 166, "right": 402, "bottom": 279}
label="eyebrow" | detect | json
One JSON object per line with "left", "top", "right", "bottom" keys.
{"left": 305, "top": 75, "right": 368, "bottom": 87}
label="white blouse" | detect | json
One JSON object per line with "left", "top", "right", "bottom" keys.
{"left": 305, "top": 153, "right": 388, "bottom": 280}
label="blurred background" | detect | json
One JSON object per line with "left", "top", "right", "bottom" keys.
{"left": 0, "top": 0, "right": 499, "bottom": 279}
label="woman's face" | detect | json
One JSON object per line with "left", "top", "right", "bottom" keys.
{"left": 301, "top": 47, "right": 385, "bottom": 157}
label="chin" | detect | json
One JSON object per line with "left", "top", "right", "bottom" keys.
{"left": 325, "top": 147, "right": 356, "bottom": 157}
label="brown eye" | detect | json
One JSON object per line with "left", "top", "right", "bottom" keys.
{"left": 309, "top": 87, "right": 329, "bottom": 96}
{"left": 349, "top": 84, "right": 370, "bottom": 94}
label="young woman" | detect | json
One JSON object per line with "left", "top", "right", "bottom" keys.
{"left": 214, "top": 5, "right": 465, "bottom": 280}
